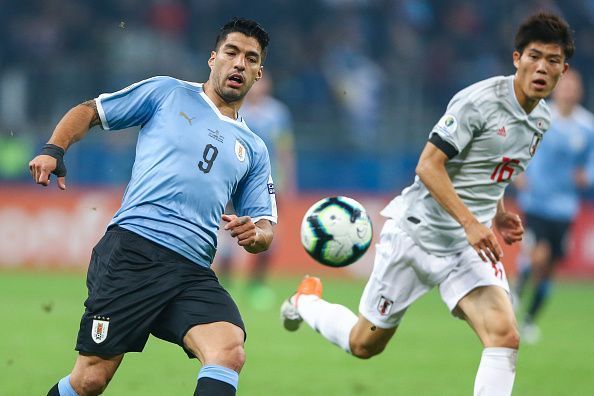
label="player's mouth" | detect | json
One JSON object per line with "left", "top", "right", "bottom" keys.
{"left": 227, "top": 73, "right": 245, "bottom": 89}
{"left": 531, "top": 78, "right": 547, "bottom": 90}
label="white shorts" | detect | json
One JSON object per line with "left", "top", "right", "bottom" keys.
{"left": 359, "top": 219, "right": 510, "bottom": 328}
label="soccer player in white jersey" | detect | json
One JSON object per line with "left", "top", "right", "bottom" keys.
{"left": 29, "top": 18, "right": 275, "bottom": 396}
{"left": 281, "top": 12, "right": 574, "bottom": 395}
{"left": 514, "top": 69, "right": 594, "bottom": 343}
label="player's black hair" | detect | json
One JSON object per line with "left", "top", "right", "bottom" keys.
{"left": 215, "top": 17, "right": 269, "bottom": 62}
{"left": 514, "top": 12, "right": 575, "bottom": 59}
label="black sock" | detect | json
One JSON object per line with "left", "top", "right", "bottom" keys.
{"left": 194, "top": 377, "right": 236, "bottom": 396}
{"left": 47, "top": 383, "right": 60, "bottom": 396}
{"left": 527, "top": 279, "right": 551, "bottom": 321}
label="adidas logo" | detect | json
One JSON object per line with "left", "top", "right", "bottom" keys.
{"left": 497, "top": 126, "right": 506, "bottom": 137}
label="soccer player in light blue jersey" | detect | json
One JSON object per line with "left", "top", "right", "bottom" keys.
{"left": 29, "top": 18, "right": 275, "bottom": 396}
{"left": 514, "top": 69, "right": 594, "bottom": 343}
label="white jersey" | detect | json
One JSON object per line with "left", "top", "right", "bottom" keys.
{"left": 381, "top": 75, "right": 551, "bottom": 256}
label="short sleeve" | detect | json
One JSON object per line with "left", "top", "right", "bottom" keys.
{"left": 431, "top": 93, "right": 484, "bottom": 154}
{"left": 95, "top": 76, "right": 176, "bottom": 131}
{"left": 232, "top": 145, "right": 278, "bottom": 224}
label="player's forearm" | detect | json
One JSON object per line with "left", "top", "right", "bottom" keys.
{"left": 416, "top": 159, "right": 477, "bottom": 228}
{"left": 244, "top": 220, "right": 274, "bottom": 254}
{"left": 47, "top": 100, "right": 100, "bottom": 150}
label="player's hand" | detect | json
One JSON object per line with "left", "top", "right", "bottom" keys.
{"left": 464, "top": 220, "right": 503, "bottom": 264}
{"left": 494, "top": 211, "right": 524, "bottom": 245}
{"left": 28, "top": 155, "right": 67, "bottom": 190}
{"left": 222, "top": 214, "right": 258, "bottom": 247}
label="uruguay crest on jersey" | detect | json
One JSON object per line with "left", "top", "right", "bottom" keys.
{"left": 235, "top": 139, "right": 246, "bottom": 162}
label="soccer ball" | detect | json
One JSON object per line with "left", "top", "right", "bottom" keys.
{"left": 301, "top": 196, "right": 373, "bottom": 267}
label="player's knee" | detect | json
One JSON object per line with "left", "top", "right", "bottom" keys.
{"left": 492, "top": 326, "right": 520, "bottom": 349}
{"left": 73, "top": 370, "right": 111, "bottom": 395}
{"left": 349, "top": 340, "right": 385, "bottom": 359}
{"left": 206, "top": 344, "right": 246, "bottom": 372}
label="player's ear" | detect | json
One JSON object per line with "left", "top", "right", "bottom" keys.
{"left": 512, "top": 51, "right": 521, "bottom": 69}
{"left": 256, "top": 66, "right": 263, "bottom": 81}
{"left": 208, "top": 51, "right": 216, "bottom": 69}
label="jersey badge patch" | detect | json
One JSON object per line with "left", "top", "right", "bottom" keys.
{"left": 497, "top": 126, "right": 506, "bottom": 137}
{"left": 377, "top": 296, "right": 393, "bottom": 316}
{"left": 436, "top": 114, "right": 458, "bottom": 137}
{"left": 235, "top": 140, "right": 246, "bottom": 162}
{"left": 91, "top": 316, "right": 110, "bottom": 344}
{"left": 529, "top": 133, "right": 542, "bottom": 157}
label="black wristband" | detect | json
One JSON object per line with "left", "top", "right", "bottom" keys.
{"left": 40, "top": 144, "right": 67, "bottom": 177}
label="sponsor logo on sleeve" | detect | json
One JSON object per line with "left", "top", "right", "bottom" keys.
{"left": 435, "top": 114, "right": 458, "bottom": 137}
{"left": 267, "top": 183, "right": 275, "bottom": 194}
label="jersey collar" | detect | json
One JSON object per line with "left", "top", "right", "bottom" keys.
{"left": 194, "top": 83, "right": 248, "bottom": 129}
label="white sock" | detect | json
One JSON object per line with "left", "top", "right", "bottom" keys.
{"left": 297, "top": 294, "right": 358, "bottom": 353}
{"left": 474, "top": 347, "right": 518, "bottom": 396}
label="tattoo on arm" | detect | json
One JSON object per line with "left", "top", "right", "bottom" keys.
{"left": 81, "top": 99, "right": 101, "bottom": 128}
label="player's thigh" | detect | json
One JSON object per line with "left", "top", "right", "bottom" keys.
{"left": 150, "top": 264, "right": 246, "bottom": 363}
{"left": 183, "top": 321, "right": 246, "bottom": 371}
{"left": 359, "top": 219, "right": 437, "bottom": 329}
{"left": 77, "top": 227, "right": 184, "bottom": 356}
{"left": 457, "top": 285, "right": 519, "bottom": 348}
{"left": 70, "top": 353, "right": 124, "bottom": 393}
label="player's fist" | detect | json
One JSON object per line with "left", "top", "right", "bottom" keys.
{"left": 28, "top": 155, "right": 67, "bottom": 190}
{"left": 494, "top": 211, "right": 524, "bottom": 245}
{"left": 222, "top": 214, "right": 258, "bottom": 247}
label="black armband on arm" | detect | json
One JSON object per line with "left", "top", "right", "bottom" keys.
{"left": 429, "top": 133, "right": 459, "bottom": 159}
{"left": 40, "top": 144, "right": 67, "bottom": 177}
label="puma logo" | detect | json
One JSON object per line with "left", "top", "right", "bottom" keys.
{"left": 179, "top": 111, "right": 196, "bottom": 125}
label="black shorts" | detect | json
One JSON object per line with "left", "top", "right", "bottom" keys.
{"left": 75, "top": 225, "right": 245, "bottom": 357}
{"left": 524, "top": 213, "right": 571, "bottom": 261}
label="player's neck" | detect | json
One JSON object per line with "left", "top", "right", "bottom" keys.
{"left": 203, "top": 81, "right": 241, "bottom": 119}
{"left": 513, "top": 78, "right": 539, "bottom": 114}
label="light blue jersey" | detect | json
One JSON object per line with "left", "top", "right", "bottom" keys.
{"left": 95, "top": 76, "right": 277, "bottom": 267}
{"left": 518, "top": 104, "right": 594, "bottom": 221}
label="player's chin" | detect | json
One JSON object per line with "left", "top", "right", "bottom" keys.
{"left": 221, "top": 88, "right": 246, "bottom": 103}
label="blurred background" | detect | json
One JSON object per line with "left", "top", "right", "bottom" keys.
{"left": 2, "top": 0, "right": 594, "bottom": 277}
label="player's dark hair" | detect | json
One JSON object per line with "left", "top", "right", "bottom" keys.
{"left": 514, "top": 12, "right": 574, "bottom": 59}
{"left": 215, "top": 17, "right": 269, "bottom": 62}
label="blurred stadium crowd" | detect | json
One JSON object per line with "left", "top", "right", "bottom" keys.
{"left": 1, "top": 0, "right": 594, "bottom": 191}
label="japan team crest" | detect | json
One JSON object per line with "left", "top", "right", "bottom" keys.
{"left": 377, "top": 296, "right": 394, "bottom": 316}
{"left": 235, "top": 140, "right": 246, "bottom": 162}
{"left": 91, "top": 316, "right": 110, "bottom": 344}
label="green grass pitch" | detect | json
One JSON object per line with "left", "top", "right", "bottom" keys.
{"left": 1, "top": 271, "right": 593, "bottom": 395}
